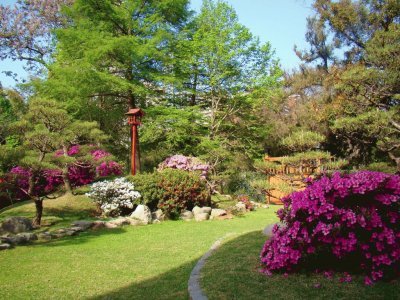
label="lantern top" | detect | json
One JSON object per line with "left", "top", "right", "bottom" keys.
{"left": 125, "top": 108, "right": 145, "bottom": 117}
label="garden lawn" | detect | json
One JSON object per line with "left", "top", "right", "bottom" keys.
{"left": 0, "top": 194, "right": 97, "bottom": 230}
{"left": 201, "top": 231, "right": 400, "bottom": 300}
{"left": 0, "top": 196, "right": 279, "bottom": 299}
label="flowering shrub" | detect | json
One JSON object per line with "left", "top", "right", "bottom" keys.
{"left": 157, "top": 169, "right": 210, "bottom": 218}
{"left": 126, "top": 173, "right": 163, "bottom": 211}
{"left": 9, "top": 166, "right": 63, "bottom": 197}
{"left": 237, "top": 194, "right": 254, "bottom": 210}
{"left": 85, "top": 178, "right": 141, "bottom": 217}
{"left": 158, "top": 155, "right": 210, "bottom": 179}
{"left": 96, "top": 161, "right": 122, "bottom": 177}
{"left": 260, "top": 171, "right": 400, "bottom": 284}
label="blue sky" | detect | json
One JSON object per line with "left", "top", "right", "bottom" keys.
{"left": 0, "top": 0, "right": 314, "bottom": 88}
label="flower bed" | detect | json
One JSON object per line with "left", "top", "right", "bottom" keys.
{"left": 260, "top": 171, "right": 400, "bottom": 284}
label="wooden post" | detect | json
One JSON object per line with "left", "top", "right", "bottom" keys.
{"left": 131, "top": 125, "right": 137, "bottom": 176}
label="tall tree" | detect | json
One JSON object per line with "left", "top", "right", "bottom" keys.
{"left": 0, "top": 0, "right": 73, "bottom": 76}
{"left": 7, "top": 98, "right": 106, "bottom": 225}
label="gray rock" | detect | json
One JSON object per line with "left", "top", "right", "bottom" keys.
{"left": 17, "top": 232, "right": 37, "bottom": 241}
{"left": 71, "top": 220, "right": 94, "bottom": 231}
{"left": 180, "top": 210, "right": 194, "bottom": 221}
{"left": 69, "top": 226, "right": 84, "bottom": 232}
{"left": 130, "top": 205, "right": 152, "bottom": 224}
{"left": 194, "top": 212, "right": 210, "bottom": 222}
{"left": 152, "top": 209, "right": 165, "bottom": 221}
{"left": 91, "top": 222, "right": 105, "bottom": 230}
{"left": 201, "top": 207, "right": 212, "bottom": 214}
{"left": 51, "top": 233, "right": 66, "bottom": 239}
{"left": 1, "top": 217, "right": 33, "bottom": 234}
{"left": 37, "top": 232, "right": 52, "bottom": 240}
{"left": 2, "top": 233, "right": 37, "bottom": 245}
{"left": 104, "top": 222, "right": 118, "bottom": 229}
{"left": 210, "top": 209, "right": 227, "bottom": 217}
{"left": 65, "top": 230, "right": 78, "bottom": 236}
{"left": 0, "top": 243, "right": 12, "bottom": 250}
{"left": 109, "top": 217, "right": 130, "bottom": 226}
{"left": 126, "top": 218, "right": 142, "bottom": 226}
{"left": 192, "top": 206, "right": 202, "bottom": 215}
{"left": 235, "top": 202, "right": 247, "bottom": 213}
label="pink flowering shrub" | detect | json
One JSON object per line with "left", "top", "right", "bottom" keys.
{"left": 158, "top": 155, "right": 210, "bottom": 179}
{"left": 5, "top": 145, "right": 122, "bottom": 199}
{"left": 260, "top": 171, "right": 400, "bottom": 285}
{"left": 96, "top": 161, "right": 122, "bottom": 177}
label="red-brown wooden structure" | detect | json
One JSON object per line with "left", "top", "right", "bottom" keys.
{"left": 126, "top": 108, "right": 144, "bottom": 176}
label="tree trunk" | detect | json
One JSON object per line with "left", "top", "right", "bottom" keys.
{"left": 32, "top": 198, "right": 43, "bottom": 227}
{"left": 62, "top": 146, "right": 73, "bottom": 194}
{"left": 62, "top": 167, "right": 73, "bottom": 194}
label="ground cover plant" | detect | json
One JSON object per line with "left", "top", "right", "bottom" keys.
{"left": 260, "top": 171, "right": 400, "bottom": 285}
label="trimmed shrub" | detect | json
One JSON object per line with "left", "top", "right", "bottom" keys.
{"left": 126, "top": 173, "right": 162, "bottom": 211}
{"left": 157, "top": 169, "right": 210, "bottom": 218}
{"left": 85, "top": 178, "right": 141, "bottom": 217}
{"left": 260, "top": 171, "right": 400, "bottom": 285}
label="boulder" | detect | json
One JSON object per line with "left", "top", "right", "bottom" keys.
{"left": 91, "top": 222, "right": 105, "bottom": 230}
{"left": 104, "top": 222, "right": 118, "bottom": 229}
{"left": 235, "top": 202, "right": 247, "bottom": 213}
{"left": 180, "top": 210, "right": 194, "bottom": 221}
{"left": 201, "top": 207, "right": 212, "bottom": 214}
{"left": 71, "top": 220, "right": 94, "bottom": 231}
{"left": 192, "top": 206, "right": 212, "bottom": 215}
{"left": 152, "top": 209, "right": 165, "bottom": 222}
{"left": 127, "top": 218, "right": 142, "bottom": 226}
{"left": 1, "top": 233, "right": 37, "bottom": 245}
{"left": 37, "top": 232, "right": 52, "bottom": 241}
{"left": 108, "top": 217, "right": 130, "bottom": 226}
{"left": 210, "top": 209, "right": 227, "bottom": 218}
{"left": 194, "top": 212, "right": 210, "bottom": 222}
{"left": 130, "top": 205, "right": 152, "bottom": 224}
{"left": 1, "top": 217, "right": 33, "bottom": 234}
{"left": 152, "top": 219, "right": 161, "bottom": 224}
{"left": 51, "top": 233, "right": 66, "bottom": 239}
{"left": 192, "top": 206, "right": 202, "bottom": 215}
{"left": 0, "top": 243, "right": 12, "bottom": 250}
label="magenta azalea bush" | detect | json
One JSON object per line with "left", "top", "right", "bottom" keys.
{"left": 5, "top": 145, "right": 122, "bottom": 200}
{"left": 158, "top": 155, "right": 210, "bottom": 179}
{"left": 260, "top": 171, "right": 400, "bottom": 285}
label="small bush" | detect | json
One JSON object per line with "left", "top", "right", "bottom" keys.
{"left": 237, "top": 194, "right": 254, "bottom": 210}
{"left": 158, "top": 169, "right": 210, "bottom": 218}
{"left": 260, "top": 171, "right": 400, "bottom": 285}
{"left": 85, "top": 178, "right": 141, "bottom": 217}
{"left": 126, "top": 173, "right": 163, "bottom": 211}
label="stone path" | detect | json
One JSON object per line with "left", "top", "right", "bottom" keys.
{"left": 188, "top": 233, "right": 235, "bottom": 300}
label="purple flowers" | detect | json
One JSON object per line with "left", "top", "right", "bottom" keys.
{"left": 158, "top": 155, "right": 210, "bottom": 179}
{"left": 260, "top": 171, "right": 400, "bottom": 284}
{"left": 6, "top": 145, "right": 122, "bottom": 198}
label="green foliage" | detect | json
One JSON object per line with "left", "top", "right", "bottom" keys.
{"left": 157, "top": 169, "right": 210, "bottom": 218}
{"left": 362, "top": 162, "right": 397, "bottom": 174}
{"left": 280, "top": 151, "right": 332, "bottom": 166}
{"left": 281, "top": 130, "right": 325, "bottom": 152}
{"left": 126, "top": 173, "right": 163, "bottom": 211}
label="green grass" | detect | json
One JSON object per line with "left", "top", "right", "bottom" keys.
{"left": 201, "top": 231, "right": 400, "bottom": 300}
{"left": 211, "top": 194, "right": 237, "bottom": 210}
{"left": 0, "top": 194, "right": 98, "bottom": 230}
{"left": 0, "top": 196, "right": 279, "bottom": 299}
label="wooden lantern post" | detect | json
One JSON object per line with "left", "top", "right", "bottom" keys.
{"left": 126, "top": 108, "right": 144, "bottom": 176}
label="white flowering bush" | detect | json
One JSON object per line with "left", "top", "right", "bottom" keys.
{"left": 86, "top": 178, "right": 141, "bottom": 217}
